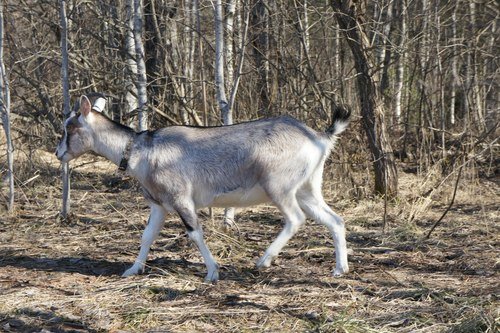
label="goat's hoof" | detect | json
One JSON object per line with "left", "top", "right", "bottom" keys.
{"left": 332, "top": 266, "right": 349, "bottom": 277}
{"left": 256, "top": 254, "right": 273, "bottom": 269}
{"left": 204, "top": 270, "right": 219, "bottom": 283}
{"left": 122, "top": 265, "right": 143, "bottom": 277}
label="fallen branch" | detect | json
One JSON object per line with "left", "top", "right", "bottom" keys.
{"left": 425, "top": 164, "right": 463, "bottom": 239}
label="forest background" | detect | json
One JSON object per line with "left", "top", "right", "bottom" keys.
{"left": 0, "top": 0, "right": 498, "bottom": 332}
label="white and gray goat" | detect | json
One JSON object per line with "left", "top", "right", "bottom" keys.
{"left": 56, "top": 94, "right": 351, "bottom": 282}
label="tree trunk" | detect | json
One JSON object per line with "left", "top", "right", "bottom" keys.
{"left": 214, "top": 0, "right": 231, "bottom": 125}
{"left": 124, "top": 0, "right": 138, "bottom": 124}
{"left": 450, "top": 1, "right": 459, "bottom": 126}
{"left": 435, "top": 1, "right": 446, "bottom": 159}
{"left": 378, "top": 0, "right": 394, "bottom": 97}
{"left": 468, "top": 1, "right": 485, "bottom": 131}
{"left": 394, "top": 0, "right": 406, "bottom": 127}
{"left": 59, "top": 0, "right": 71, "bottom": 218}
{"left": 194, "top": 0, "right": 208, "bottom": 125}
{"left": 225, "top": 0, "right": 236, "bottom": 94}
{"left": 0, "top": 1, "right": 14, "bottom": 212}
{"left": 331, "top": 0, "right": 398, "bottom": 197}
{"left": 144, "top": 0, "right": 161, "bottom": 115}
{"left": 185, "top": 0, "right": 196, "bottom": 121}
{"left": 133, "top": 0, "right": 148, "bottom": 131}
{"left": 251, "top": 0, "right": 271, "bottom": 116}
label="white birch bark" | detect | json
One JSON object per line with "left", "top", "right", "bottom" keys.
{"left": 216, "top": 0, "right": 249, "bottom": 226}
{"left": 450, "top": 1, "right": 459, "bottom": 125}
{"left": 435, "top": 1, "right": 445, "bottom": 158}
{"left": 125, "top": 0, "right": 138, "bottom": 123}
{"left": 133, "top": 0, "right": 148, "bottom": 131}
{"left": 394, "top": 0, "right": 406, "bottom": 125}
{"left": 469, "top": 1, "right": 484, "bottom": 129}
{"left": 184, "top": 0, "right": 196, "bottom": 122}
{"left": 0, "top": 2, "right": 14, "bottom": 212}
{"left": 225, "top": 0, "right": 236, "bottom": 93}
{"left": 59, "top": 0, "right": 71, "bottom": 218}
{"left": 214, "top": 0, "right": 231, "bottom": 125}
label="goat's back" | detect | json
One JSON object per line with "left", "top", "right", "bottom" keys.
{"left": 131, "top": 116, "right": 332, "bottom": 207}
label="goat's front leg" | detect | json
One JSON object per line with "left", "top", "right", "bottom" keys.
{"left": 122, "top": 204, "right": 166, "bottom": 277}
{"left": 176, "top": 204, "right": 219, "bottom": 282}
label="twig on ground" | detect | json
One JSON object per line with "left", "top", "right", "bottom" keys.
{"left": 425, "top": 164, "right": 463, "bottom": 239}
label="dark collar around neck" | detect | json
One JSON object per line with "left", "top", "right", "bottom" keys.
{"left": 118, "top": 137, "right": 134, "bottom": 171}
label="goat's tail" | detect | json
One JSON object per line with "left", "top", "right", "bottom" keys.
{"left": 326, "top": 105, "right": 352, "bottom": 137}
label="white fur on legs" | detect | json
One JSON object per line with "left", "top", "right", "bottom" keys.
{"left": 188, "top": 229, "right": 219, "bottom": 282}
{"left": 298, "top": 194, "right": 349, "bottom": 276}
{"left": 257, "top": 198, "right": 306, "bottom": 268}
{"left": 223, "top": 207, "right": 238, "bottom": 230}
{"left": 122, "top": 204, "right": 166, "bottom": 277}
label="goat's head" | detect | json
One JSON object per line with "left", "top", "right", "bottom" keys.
{"left": 55, "top": 95, "right": 106, "bottom": 162}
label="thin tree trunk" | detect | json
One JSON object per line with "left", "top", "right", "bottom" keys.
{"left": 186, "top": 0, "right": 196, "bottom": 118}
{"left": 469, "top": 1, "right": 484, "bottom": 130}
{"left": 125, "top": 0, "right": 138, "bottom": 123}
{"left": 450, "top": 1, "right": 459, "bottom": 125}
{"left": 228, "top": 2, "right": 250, "bottom": 113}
{"left": 133, "top": 0, "right": 148, "bottom": 131}
{"left": 215, "top": 0, "right": 233, "bottom": 223}
{"left": 223, "top": 1, "right": 250, "bottom": 228}
{"left": 435, "top": 1, "right": 446, "bottom": 159}
{"left": 225, "top": 0, "right": 236, "bottom": 94}
{"left": 251, "top": 0, "right": 271, "bottom": 116}
{"left": 144, "top": 0, "right": 162, "bottom": 115}
{"left": 394, "top": 0, "right": 406, "bottom": 127}
{"left": 0, "top": 2, "right": 14, "bottom": 212}
{"left": 195, "top": 0, "right": 208, "bottom": 125}
{"left": 378, "top": 0, "right": 394, "bottom": 97}
{"left": 331, "top": 0, "right": 398, "bottom": 197}
{"left": 59, "top": 0, "right": 71, "bottom": 218}
{"left": 214, "top": 0, "right": 231, "bottom": 125}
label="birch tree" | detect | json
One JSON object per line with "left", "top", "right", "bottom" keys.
{"left": 59, "top": 0, "right": 71, "bottom": 218}
{"left": 124, "top": 0, "right": 139, "bottom": 122}
{"left": 214, "top": 0, "right": 250, "bottom": 225}
{"left": 0, "top": 1, "right": 13, "bottom": 212}
{"left": 449, "top": 1, "right": 459, "bottom": 126}
{"left": 393, "top": 0, "right": 406, "bottom": 126}
{"left": 133, "top": 0, "right": 148, "bottom": 131}
{"left": 251, "top": 0, "right": 271, "bottom": 116}
{"left": 214, "top": 0, "right": 231, "bottom": 125}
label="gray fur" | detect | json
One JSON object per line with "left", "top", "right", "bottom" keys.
{"left": 56, "top": 95, "right": 351, "bottom": 281}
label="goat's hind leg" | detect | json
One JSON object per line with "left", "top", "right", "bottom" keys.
{"left": 297, "top": 191, "right": 349, "bottom": 277}
{"left": 122, "top": 204, "right": 166, "bottom": 277}
{"left": 256, "top": 195, "right": 306, "bottom": 268}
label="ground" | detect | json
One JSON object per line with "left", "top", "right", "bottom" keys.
{"left": 0, "top": 153, "right": 498, "bottom": 333}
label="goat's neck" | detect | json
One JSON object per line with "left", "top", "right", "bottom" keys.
{"left": 92, "top": 120, "right": 136, "bottom": 167}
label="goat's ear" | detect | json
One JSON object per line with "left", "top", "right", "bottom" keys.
{"left": 79, "top": 95, "right": 92, "bottom": 117}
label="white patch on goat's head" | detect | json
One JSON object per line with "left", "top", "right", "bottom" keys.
{"left": 55, "top": 95, "right": 95, "bottom": 162}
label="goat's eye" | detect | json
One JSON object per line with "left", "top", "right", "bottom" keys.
{"left": 66, "top": 124, "right": 76, "bottom": 132}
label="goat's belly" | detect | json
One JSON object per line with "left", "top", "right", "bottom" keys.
{"left": 211, "top": 186, "right": 270, "bottom": 208}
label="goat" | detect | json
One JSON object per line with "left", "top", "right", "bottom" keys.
{"left": 56, "top": 94, "right": 351, "bottom": 282}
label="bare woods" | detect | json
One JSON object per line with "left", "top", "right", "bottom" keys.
{"left": 0, "top": 0, "right": 498, "bottom": 209}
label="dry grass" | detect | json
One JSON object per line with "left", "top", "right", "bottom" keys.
{"left": 0, "top": 151, "right": 498, "bottom": 332}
